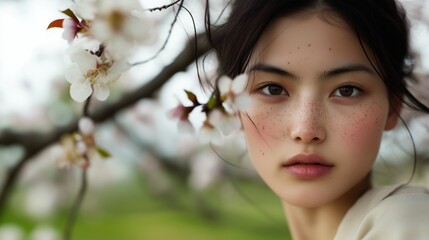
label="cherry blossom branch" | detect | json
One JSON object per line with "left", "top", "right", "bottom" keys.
{"left": 0, "top": 33, "right": 210, "bottom": 218}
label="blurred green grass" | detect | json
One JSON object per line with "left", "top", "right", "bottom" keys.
{"left": 2, "top": 175, "right": 291, "bottom": 240}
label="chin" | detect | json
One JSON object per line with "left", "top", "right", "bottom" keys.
{"left": 277, "top": 187, "right": 339, "bottom": 209}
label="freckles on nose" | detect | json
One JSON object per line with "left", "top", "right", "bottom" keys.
{"left": 289, "top": 101, "right": 327, "bottom": 141}
{"left": 297, "top": 101, "right": 326, "bottom": 124}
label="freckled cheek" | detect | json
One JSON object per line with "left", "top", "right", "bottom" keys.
{"left": 242, "top": 106, "right": 290, "bottom": 141}
{"left": 241, "top": 106, "right": 289, "bottom": 160}
{"left": 336, "top": 107, "right": 387, "bottom": 151}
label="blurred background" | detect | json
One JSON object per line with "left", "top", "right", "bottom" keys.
{"left": 0, "top": 0, "right": 429, "bottom": 239}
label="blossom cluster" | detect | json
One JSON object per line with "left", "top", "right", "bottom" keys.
{"left": 169, "top": 73, "right": 250, "bottom": 145}
{"left": 48, "top": 0, "right": 151, "bottom": 102}
{"left": 56, "top": 117, "right": 110, "bottom": 169}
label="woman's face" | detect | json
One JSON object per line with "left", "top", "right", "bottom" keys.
{"left": 241, "top": 13, "right": 399, "bottom": 208}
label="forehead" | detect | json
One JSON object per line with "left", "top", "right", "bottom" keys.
{"left": 251, "top": 12, "right": 372, "bottom": 70}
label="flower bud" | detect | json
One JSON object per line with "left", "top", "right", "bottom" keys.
{"left": 78, "top": 117, "right": 95, "bottom": 135}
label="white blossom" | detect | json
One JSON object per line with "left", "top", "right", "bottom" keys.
{"left": 208, "top": 109, "right": 241, "bottom": 136}
{"left": 178, "top": 119, "right": 195, "bottom": 134}
{"left": 218, "top": 73, "right": 248, "bottom": 96}
{"left": 168, "top": 104, "right": 195, "bottom": 134}
{"left": 199, "top": 124, "right": 223, "bottom": 146}
{"left": 218, "top": 73, "right": 251, "bottom": 111}
{"left": 90, "top": 0, "right": 150, "bottom": 59}
{"left": 70, "top": 0, "right": 97, "bottom": 20}
{"left": 65, "top": 38, "right": 130, "bottom": 102}
{"left": 56, "top": 135, "right": 85, "bottom": 168}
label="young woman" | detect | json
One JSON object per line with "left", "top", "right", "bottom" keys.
{"left": 203, "top": 0, "right": 429, "bottom": 239}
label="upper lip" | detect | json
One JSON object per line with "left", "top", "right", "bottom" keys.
{"left": 282, "top": 153, "right": 334, "bottom": 167}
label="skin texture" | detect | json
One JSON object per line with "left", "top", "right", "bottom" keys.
{"left": 241, "top": 12, "right": 400, "bottom": 240}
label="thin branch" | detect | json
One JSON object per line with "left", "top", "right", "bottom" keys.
{"left": 148, "top": 0, "right": 181, "bottom": 12}
{"left": 82, "top": 95, "right": 92, "bottom": 117}
{"left": 63, "top": 169, "right": 88, "bottom": 240}
{"left": 133, "top": 0, "right": 185, "bottom": 66}
{"left": 0, "top": 32, "right": 211, "bottom": 218}
{"left": 181, "top": 5, "right": 202, "bottom": 84}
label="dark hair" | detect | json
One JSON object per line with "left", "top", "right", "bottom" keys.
{"left": 204, "top": 0, "right": 429, "bottom": 113}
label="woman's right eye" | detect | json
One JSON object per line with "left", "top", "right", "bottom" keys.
{"left": 259, "top": 83, "right": 288, "bottom": 96}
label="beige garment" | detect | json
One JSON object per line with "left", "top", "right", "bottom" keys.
{"left": 333, "top": 184, "right": 429, "bottom": 240}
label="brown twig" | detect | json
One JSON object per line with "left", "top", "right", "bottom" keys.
{"left": 63, "top": 169, "right": 88, "bottom": 240}
{"left": 148, "top": 0, "right": 181, "bottom": 12}
{"left": 82, "top": 95, "right": 92, "bottom": 117}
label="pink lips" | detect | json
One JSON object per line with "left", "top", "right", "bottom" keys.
{"left": 282, "top": 153, "right": 334, "bottom": 179}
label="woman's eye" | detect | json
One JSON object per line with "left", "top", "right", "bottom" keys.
{"left": 259, "top": 83, "right": 287, "bottom": 96}
{"left": 332, "top": 85, "right": 362, "bottom": 97}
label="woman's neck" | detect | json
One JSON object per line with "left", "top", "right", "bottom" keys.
{"left": 283, "top": 179, "right": 371, "bottom": 240}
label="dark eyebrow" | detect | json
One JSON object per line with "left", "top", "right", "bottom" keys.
{"left": 249, "top": 63, "right": 375, "bottom": 80}
{"left": 249, "top": 63, "right": 298, "bottom": 80}
{"left": 319, "top": 64, "right": 375, "bottom": 80}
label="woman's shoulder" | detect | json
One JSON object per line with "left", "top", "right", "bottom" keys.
{"left": 370, "top": 184, "right": 429, "bottom": 219}
{"left": 334, "top": 184, "right": 429, "bottom": 240}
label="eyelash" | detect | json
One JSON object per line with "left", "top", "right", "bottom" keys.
{"left": 256, "top": 83, "right": 363, "bottom": 98}
{"left": 331, "top": 84, "right": 363, "bottom": 98}
{"left": 257, "top": 82, "right": 288, "bottom": 96}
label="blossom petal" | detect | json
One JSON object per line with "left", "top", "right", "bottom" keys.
{"left": 62, "top": 19, "right": 77, "bottom": 43}
{"left": 125, "top": 16, "right": 148, "bottom": 41}
{"left": 219, "top": 116, "right": 241, "bottom": 135}
{"left": 71, "top": 1, "right": 97, "bottom": 20}
{"left": 81, "top": 38, "right": 102, "bottom": 53}
{"left": 62, "top": 29, "right": 76, "bottom": 44}
{"left": 168, "top": 104, "right": 185, "bottom": 119}
{"left": 209, "top": 128, "right": 223, "bottom": 146}
{"left": 178, "top": 120, "right": 195, "bottom": 135}
{"left": 67, "top": 39, "right": 98, "bottom": 71}
{"left": 98, "top": 0, "right": 142, "bottom": 13}
{"left": 199, "top": 126, "right": 223, "bottom": 146}
{"left": 91, "top": 20, "right": 111, "bottom": 42}
{"left": 73, "top": 51, "right": 97, "bottom": 72}
{"left": 65, "top": 64, "right": 83, "bottom": 84}
{"left": 208, "top": 109, "right": 224, "bottom": 129}
{"left": 218, "top": 76, "right": 232, "bottom": 96}
{"left": 109, "top": 60, "right": 131, "bottom": 75}
{"left": 231, "top": 73, "right": 248, "bottom": 94}
{"left": 70, "top": 80, "right": 92, "bottom": 102}
{"left": 93, "top": 83, "right": 110, "bottom": 101}
{"left": 208, "top": 109, "right": 240, "bottom": 135}
{"left": 105, "top": 36, "right": 133, "bottom": 59}
{"left": 234, "top": 94, "right": 252, "bottom": 111}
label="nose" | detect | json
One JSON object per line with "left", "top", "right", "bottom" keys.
{"left": 290, "top": 101, "right": 326, "bottom": 144}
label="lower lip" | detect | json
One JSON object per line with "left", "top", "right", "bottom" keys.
{"left": 284, "top": 164, "right": 333, "bottom": 179}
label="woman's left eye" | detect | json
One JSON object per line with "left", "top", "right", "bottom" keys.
{"left": 331, "top": 85, "right": 362, "bottom": 97}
